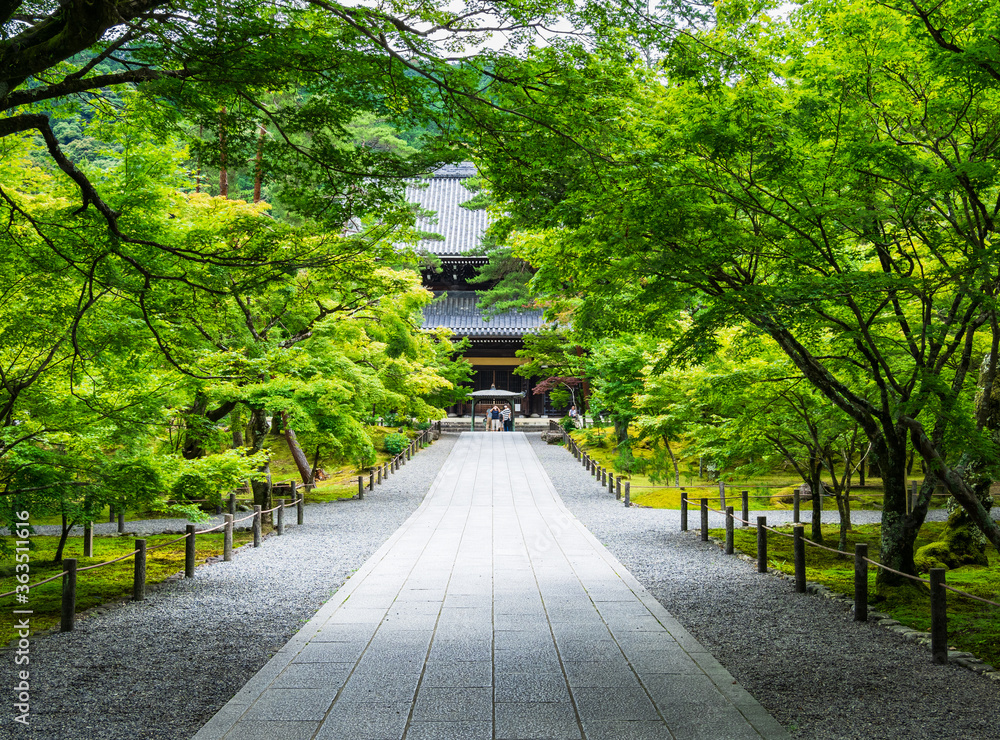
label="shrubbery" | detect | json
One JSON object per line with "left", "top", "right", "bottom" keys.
{"left": 383, "top": 432, "right": 409, "bottom": 455}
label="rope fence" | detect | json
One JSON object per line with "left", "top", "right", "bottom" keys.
{"left": 562, "top": 428, "right": 999, "bottom": 668}
{"left": 692, "top": 494, "right": 1000, "bottom": 667}
{"left": 1, "top": 428, "right": 436, "bottom": 632}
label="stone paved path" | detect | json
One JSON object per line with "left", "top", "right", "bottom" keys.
{"left": 195, "top": 432, "right": 789, "bottom": 740}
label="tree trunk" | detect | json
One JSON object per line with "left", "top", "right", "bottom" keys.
{"left": 246, "top": 407, "right": 272, "bottom": 514}
{"left": 183, "top": 396, "right": 237, "bottom": 459}
{"left": 835, "top": 490, "right": 849, "bottom": 552}
{"left": 282, "top": 411, "right": 312, "bottom": 484}
{"left": 663, "top": 436, "right": 680, "bottom": 487}
{"left": 52, "top": 511, "right": 75, "bottom": 564}
{"left": 613, "top": 418, "right": 629, "bottom": 446}
{"left": 231, "top": 405, "right": 244, "bottom": 448}
{"left": 196, "top": 123, "right": 203, "bottom": 193}
{"left": 219, "top": 106, "right": 229, "bottom": 197}
{"left": 253, "top": 124, "right": 265, "bottom": 203}
{"left": 875, "top": 436, "right": 922, "bottom": 593}
{"left": 310, "top": 445, "right": 324, "bottom": 485}
{"left": 809, "top": 464, "right": 824, "bottom": 544}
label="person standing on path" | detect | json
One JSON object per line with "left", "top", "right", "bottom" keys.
{"left": 490, "top": 405, "right": 501, "bottom": 432}
{"left": 501, "top": 405, "right": 512, "bottom": 431}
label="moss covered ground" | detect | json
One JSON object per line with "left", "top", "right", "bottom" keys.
{"left": 707, "top": 521, "right": 1000, "bottom": 667}
{"left": 0, "top": 531, "right": 254, "bottom": 643}
{"left": 569, "top": 428, "right": 936, "bottom": 512}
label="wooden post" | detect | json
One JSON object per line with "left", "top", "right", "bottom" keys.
{"left": 133, "top": 539, "right": 146, "bottom": 601}
{"left": 725, "top": 506, "right": 734, "bottom": 555}
{"left": 252, "top": 505, "right": 261, "bottom": 547}
{"left": 228, "top": 492, "right": 236, "bottom": 516}
{"left": 793, "top": 488, "right": 801, "bottom": 524}
{"left": 757, "top": 517, "right": 767, "bottom": 573}
{"left": 296, "top": 491, "right": 304, "bottom": 526}
{"left": 377, "top": 465, "right": 382, "bottom": 485}
{"left": 608, "top": 473, "right": 615, "bottom": 494}
{"left": 624, "top": 482, "right": 631, "bottom": 507}
{"left": 358, "top": 476, "right": 364, "bottom": 500}
{"left": 83, "top": 522, "right": 93, "bottom": 557}
{"left": 289, "top": 482, "right": 298, "bottom": 523}
{"left": 117, "top": 507, "right": 125, "bottom": 534}
{"left": 930, "top": 568, "right": 948, "bottom": 664}
{"left": 854, "top": 543, "right": 868, "bottom": 622}
{"left": 185, "top": 524, "right": 196, "bottom": 578}
{"left": 719, "top": 480, "right": 726, "bottom": 511}
{"left": 793, "top": 525, "right": 806, "bottom": 593}
{"left": 277, "top": 499, "right": 285, "bottom": 535}
{"left": 616, "top": 478, "right": 622, "bottom": 501}
{"left": 60, "top": 558, "right": 77, "bottom": 632}
{"left": 224, "top": 515, "right": 233, "bottom": 562}
{"left": 700, "top": 499, "right": 708, "bottom": 541}
{"left": 369, "top": 470, "right": 374, "bottom": 491}
{"left": 680, "top": 491, "right": 688, "bottom": 531}
{"left": 741, "top": 490, "right": 749, "bottom": 528}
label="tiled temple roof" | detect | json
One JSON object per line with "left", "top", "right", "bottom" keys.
{"left": 422, "top": 291, "right": 544, "bottom": 337}
{"left": 406, "top": 163, "right": 488, "bottom": 256}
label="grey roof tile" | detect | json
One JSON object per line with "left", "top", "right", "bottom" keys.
{"left": 406, "top": 164, "right": 488, "bottom": 256}
{"left": 422, "top": 292, "right": 544, "bottom": 338}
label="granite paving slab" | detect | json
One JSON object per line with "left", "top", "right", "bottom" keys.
{"left": 194, "top": 432, "right": 789, "bottom": 739}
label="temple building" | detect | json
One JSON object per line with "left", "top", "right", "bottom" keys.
{"left": 408, "top": 163, "right": 557, "bottom": 418}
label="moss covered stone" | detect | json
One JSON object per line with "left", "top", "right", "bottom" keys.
{"left": 915, "top": 510, "right": 989, "bottom": 572}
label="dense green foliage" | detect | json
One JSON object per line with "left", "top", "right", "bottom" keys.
{"left": 466, "top": 0, "right": 1000, "bottom": 591}
{"left": 5, "top": 0, "right": 1000, "bottom": 600}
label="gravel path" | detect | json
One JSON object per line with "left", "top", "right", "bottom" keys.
{"left": 528, "top": 435, "right": 1000, "bottom": 740}
{"left": 0, "top": 435, "right": 456, "bottom": 740}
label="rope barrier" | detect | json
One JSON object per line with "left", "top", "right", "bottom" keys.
{"left": 698, "top": 500, "right": 998, "bottom": 608}
{"left": 861, "top": 557, "right": 932, "bottom": 586}
{"left": 940, "top": 586, "right": 1000, "bottom": 609}
{"left": 0, "top": 572, "right": 64, "bottom": 599}
{"left": 75, "top": 549, "right": 142, "bottom": 574}
{"left": 145, "top": 534, "right": 191, "bottom": 552}
{"left": 800, "top": 538, "right": 850, "bottom": 556}
{"left": 0, "top": 468, "right": 335, "bottom": 604}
